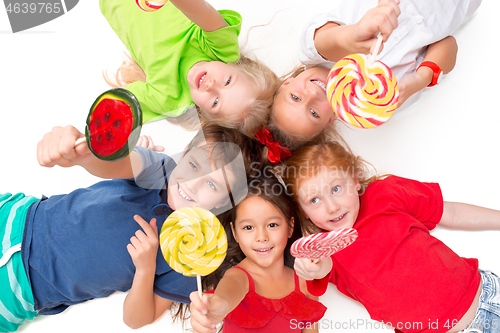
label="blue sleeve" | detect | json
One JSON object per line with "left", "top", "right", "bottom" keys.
{"left": 132, "top": 147, "right": 177, "bottom": 190}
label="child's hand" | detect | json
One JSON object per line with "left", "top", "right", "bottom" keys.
{"left": 294, "top": 257, "right": 333, "bottom": 281}
{"left": 37, "top": 125, "right": 93, "bottom": 168}
{"left": 127, "top": 215, "right": 159, "bottom": 274}
{"left": 136, "top": 135, "right": 165, "bottom": 152}
{"left": 190, "top": 292, "right": 228, "bottom": 333}
{"left": 352, "top": 0, "right": 401, "bottom": 55}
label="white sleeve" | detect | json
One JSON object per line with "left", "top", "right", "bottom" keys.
{"left": 298, "top": 0, "right": 377, "bottom": 67}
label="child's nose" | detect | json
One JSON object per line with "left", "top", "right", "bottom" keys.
{"left": 205, "top": 78, "right": 216, "bottom": 91}
{"left": 325, "top": 198, "right": 340, "bottom": 214}
{"left": 256, "top": 229, "right": 268, "bottom": 243}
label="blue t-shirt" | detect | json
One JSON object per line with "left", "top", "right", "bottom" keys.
{"left": 21, "top": 147, "right": 197, "bottom": 315}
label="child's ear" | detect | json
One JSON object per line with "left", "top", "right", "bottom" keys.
{"left": 230, "top": 222, "right": 238, "bottom": 243}
{"left": 288, "top": 217, "right": 294, "bottom": 238}
{"left": 215, "top": 197, "right": 230, "bottom": 209}
{"left": 355, "top": 179, "right": 361, "bottom": 192}
{"left": 326, "top": 114, "right": 336, "bottom": 128}
{"left": 278, "top": 77, "right": 293, "bottom": 92}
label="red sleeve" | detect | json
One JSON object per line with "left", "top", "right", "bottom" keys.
{"left": 369, "top": 176, "right": 444, "bottom": 230}
{"left": 306, "top": 270, "right": 332, "bottom": 297}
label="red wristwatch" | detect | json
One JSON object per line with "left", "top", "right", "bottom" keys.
{"left": 417, "top": 61, "right": 443, "bottom": 87}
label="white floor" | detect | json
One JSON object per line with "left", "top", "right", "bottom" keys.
{"left": 1, "top": 0, "right": 499, "bottom": 332}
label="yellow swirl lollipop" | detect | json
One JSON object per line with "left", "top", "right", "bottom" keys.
{"left": 160, "top": 207, "right": 227, "bottom": 279}
{"left": 327, "top": 53, "right": 399, "bottom": 129}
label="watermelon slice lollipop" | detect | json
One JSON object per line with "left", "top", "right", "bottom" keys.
{"left": 83, "top": 88, "right": 142, "bottom": 161}
{"left": 291, "top": 228, "right": 358, "bottom": 260}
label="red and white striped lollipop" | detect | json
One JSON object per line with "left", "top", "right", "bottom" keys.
{"left": 291, "top": 228, "right": 358, "bottom": 260}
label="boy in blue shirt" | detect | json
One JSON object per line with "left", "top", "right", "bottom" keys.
{"left": 0, "top": 123, "right": 249, "bottom": 332}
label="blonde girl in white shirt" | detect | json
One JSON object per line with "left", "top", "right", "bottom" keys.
{"left": 268, "top": 0, "right": 481, "bottom": 151}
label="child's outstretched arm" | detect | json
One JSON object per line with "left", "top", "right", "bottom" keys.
{"left": 169, "top": 0, "right": 228, "bottom": 32}
{"left": 313, "top": 0, "right": 401, "bottom": 62}
{"left": 123, "top": 215, "right": 174, "bottom": 329}
{"left": 440, "top": 202, "right": 500, "bottom": 231}
{"left": 190, "top": 268, "right": 248, "bottom": 333}
{"left": 398, "top": 36, "right": 458, "bottom": 106}
{"left": 37, "top": 125, "right": 142, "bottom": 179}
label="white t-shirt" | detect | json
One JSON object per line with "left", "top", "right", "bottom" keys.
{"left": 298, "top": 0, "right": 481, "bottom": 108}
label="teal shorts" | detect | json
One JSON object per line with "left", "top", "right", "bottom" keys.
{"left": 0, "top": 193, "right": 39, "bottom": 333}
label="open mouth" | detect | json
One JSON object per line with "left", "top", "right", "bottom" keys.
{"left": 329, "top": 213, "right": 347, "bottom": 223}
{"left": 311, "top": 79, "right": 326, "bottom": 93}
{"left": 177, "top": 184, "right": 195, "bottom": 202}
{"left": 197, "top": 72, "right": 207, "bottom": 89}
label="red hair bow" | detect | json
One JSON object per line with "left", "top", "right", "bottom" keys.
{"left": 256, "top": 128, "right": 292, "bottom": 164}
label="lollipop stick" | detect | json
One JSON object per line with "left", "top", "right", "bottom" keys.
{"left": 197, "top": 274, "right": 203, "bottom": 299}
{"left": 370, "top": 34, "right": 383, "bottom": 66}
{"left": 75, "top": 137, "right": 86, "bottom": 147}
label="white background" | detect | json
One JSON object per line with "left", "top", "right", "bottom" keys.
{"left": 1, "top": 0, "right": 499, "bottom": 332}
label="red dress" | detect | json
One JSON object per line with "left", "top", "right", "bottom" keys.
{"left": 222, "top": 266, "right": 326, "bottom": 332}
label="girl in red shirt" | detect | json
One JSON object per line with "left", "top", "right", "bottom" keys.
{"left": 189, "top": 175, "right": 326, "bottom": 333}
{"left": 284, "top": 140, "right": 500, "bottom": 333}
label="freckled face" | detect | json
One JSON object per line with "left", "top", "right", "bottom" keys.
{"left": 298, "top": 168, "right": 361, "bottom": 231}
{"left": 187, "top": 61, "right": 258, "bottom": 120}
{"left": 272, "top": 67, "right": 335, "bottom": 139}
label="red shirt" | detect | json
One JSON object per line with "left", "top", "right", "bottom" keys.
{"left": 307, "top": 176, "right": 480, "bottom": 333}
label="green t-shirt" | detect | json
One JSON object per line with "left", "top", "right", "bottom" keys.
{"left": 100, "top": 1, "right": 242, "bottom": 122}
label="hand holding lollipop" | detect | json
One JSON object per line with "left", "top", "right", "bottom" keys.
{"left": 159, "top": 207, "right": 227, "bottom": 297}
{"left": 327, "top": 35, "right": 399, "bottom": 129}
{"left": 291, "top": 228, "right": 358, "bottom": 260}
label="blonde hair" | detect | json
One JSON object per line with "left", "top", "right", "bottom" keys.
{"left": 283, "top": 140, "right": 381, "bottom": 233}
{"left": 104, "top": 54, "right": 281, "bottom": 136}
{"left": 268, "top": 64, "right": 343, "bottom": 152}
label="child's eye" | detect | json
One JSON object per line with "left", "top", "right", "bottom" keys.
{"left": 190, "top": 162, "right": 197, "bottom": 171}
{"left": 311, "top": 197, "right": 319, "bottom": 204}
{"left": 213, "top": 97, "right": 219, "bottom": 107}
{"left": 269, "top": 223, "right": 278, "bottom": 228}
{"left": 310, "top": 109, "right": 319, "bottom": 118}
{"left": 207, "top": 181, "right": 216, "bottom": 190}
{"left": 332, "top": 186, "right": 341, "bottom": 194}
{"left": 243, "top": 225, "right": 253, "bottom": 230}
{"left": 225, "top": 77, "right": 231, "bottom": 86}
{"left": 291, "top": 94, "right": 300, "bottom": 102}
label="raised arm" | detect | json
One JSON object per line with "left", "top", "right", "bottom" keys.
{"left": 313, "top": 0, "right": 400, "bottom": 62}
{"left": 169, "top": 0, "right": 228, "bottom": 32}
{"left": 123, "top": 215, "right": 174, "bottom": 329}
{"left": 398, "top": 36, "right": 458, "bottom": 106}
{"left": 439, "top": 201, "right": 500, "bottom": 230}
{"left": 37, "top": 125, "right": 142, "bottom": 179}
{"left": 190, "top": 268, "right": 248, "bottom": 332}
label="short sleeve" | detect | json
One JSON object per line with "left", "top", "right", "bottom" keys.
{"left": 154, "top": 270, "right": 197, "bottom": 304}
{"left": 198, "top": 10, "right": 242, "bottom": 64}
{"left": 132, "top": 147, "right": 177, "bottom": 190}
{"left": 368, "top": 176, "right": 444, "bottom": 230}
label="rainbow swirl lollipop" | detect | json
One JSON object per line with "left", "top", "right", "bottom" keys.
{"left": 327, "top": 53, "right": 399, "bottom": 129}
{"left": 159, "top": 207, "right": 227, "bottom": 277}
{"left": 135, "top": 0, "right": 168, "bottom": 12}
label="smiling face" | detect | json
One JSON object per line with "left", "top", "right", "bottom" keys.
{"left": 187, "top": 61, "right": 258, "bottom": 120}
{"left": 272, "top": 66, "right": 335, "bottom": 140}
{"left": 231, "top": 196, "right": 294, "bottom": 268}
{"left": 298, "top": 167, "right": 361, "bottom": 231}
{"left": 167, "top": 146, "right": 235, "bottom": 212}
